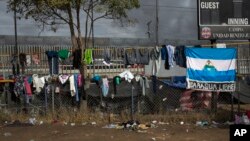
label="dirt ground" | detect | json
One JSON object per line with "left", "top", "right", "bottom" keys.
{"left": 0, "top": 122, "right": 229, "bottom": 141}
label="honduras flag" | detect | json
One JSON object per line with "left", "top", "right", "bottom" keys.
{"left": 185, "top": 48, "right": 236, "bottom": 92}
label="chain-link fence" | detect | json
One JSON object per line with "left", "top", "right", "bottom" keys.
{"left": 1, "top": 43, "right": 250, "bottom": 122}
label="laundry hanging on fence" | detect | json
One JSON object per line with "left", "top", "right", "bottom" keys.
{"left": 45, "top": 51, "right": 59, "bottom": 75}
{"left": 137, "top": 75, "right": 149, "bottom": 96}
{"left": 166, "top": 45, "right": 175, "bottom": 68}
{"left": 58, "top": 49, "right": 71, "bottom": 60}
{"left": 32, "top": 54, "right": 40, "bottom": 65}
{"left": 73, "top": 49, "right": 82, "bottom": 69}
{"left": 175, "top": 45, "right": 186, "bottom": 68}
{"left": 119, "top": 70, "right": 134, "bottom": 83}
{"left": 136, "top": 49, "right": 150, "bottom": 65}
{"left": 150, "top": 46, "right": 161, "bottom": 76}
{"left": 11, "top": 55, "right": 20, "bottom": 75}
{"left": 113, "top": 76, "right": 122, "bottom": 95}
{"left": 84, "top": 49, "right": 93, "bottom": 65}
{"left": 101, "top": 77, "right": 109, "bottom": 97}
{"left": 186, "top": 48, "right": 236, "bottom": 92}
{"left": 124, "top": 49, "right": 137, "bottom": 65}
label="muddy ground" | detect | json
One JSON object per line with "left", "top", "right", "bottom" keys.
{"left": 0, "top": 122, "right": 229, "bottom": 141}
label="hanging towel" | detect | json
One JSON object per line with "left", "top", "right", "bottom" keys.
{"left": 101, "top": 78, "right": 109, "bottom": 97}
{"left": 69, "top": 75, "right": 76, "bottom": 96}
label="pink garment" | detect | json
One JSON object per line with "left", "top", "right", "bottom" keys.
{"left": 78, "top": 74, "right": 82, "bottom": 87}
{"left": 24, "top": 77, "right": 32, "bottom": 96}
{"left": 32, "top": 54, "right": 40, "bottom": 65}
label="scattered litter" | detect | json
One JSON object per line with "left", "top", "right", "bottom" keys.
{"left": 152, "top": 137, "right": 156, "bottom": 141}
{"left": 82, "top": 122, "right": 87, "bottom": 126}
{"left": 186, "top": 129, "right": 189, "bottom": 133}
{"left": 62, "top": 122, "right": 67, "bottom": 125}
{"left": 150, "top": 123, "right": 157, "bottom": 128}
{"left": 70, "top": 123, "right": 75, "bottom": 126}
{"left": 91, "top": 122, "right": 97, "bottom": 125}
{"left": 6, "top": 120, "right": 33, "bottom": 127}
{"left": 28, "top": 118, "right": 37, "bottom": 125}
{"left": 4, "top": 121, "right": 8, "bottom": 124}
{"left": 159, "top": 85, "right": 163, "bottom": 89}
{"left": 158, "top": 122, "right": 169, "bottom": 125}
{"left": 52, "top": 130, "right": 59, "bottom": 134}
{"left": 138, "top": 130, "right": 147, "bottom": 133}
{"left": 4, "top": 132, "right": 12, "bottom": 137}
{"left": 102, "top": 124, "right": 117, "bottom": 129}
{"left": 138, "top": 124, "right": 149, "bottom": 130}
{"left": 180, "top": 121, "right": 184, "bottom": 125}
{"left": 196, "top": 121, "right": 208, "bottom": 127}
{"left": 39, "top": 121, "right": 43, "bottom": 125}
{"left": 122, "top": 120, "right": 140, "bottom": 130}
{"left": 51, "top": 120, "right": 60, "bottom": 124}
{"left": 152, "top": 120, "right": 157, "bottom": 124}
{"left": 162, "top": 98, "right": 167, "bottom": 101}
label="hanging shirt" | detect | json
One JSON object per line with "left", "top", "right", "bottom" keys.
{"left": 136, "top": 49, "right": 150, "bottom": 65}
{"left": 84, "top": 49, "right": 93, "bottom": 65}
{"left": 58, "top": 49, "right": 70, "bottom": 60}
{"left": 32, "top": 74, "right": 45, "bottom": 93}
{"left": 124, "top": 49, "right": 137, "bottom": 65}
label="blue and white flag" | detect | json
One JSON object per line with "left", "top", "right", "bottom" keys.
{"left": 185, "top": 48, "right": 236, "bottom": 92}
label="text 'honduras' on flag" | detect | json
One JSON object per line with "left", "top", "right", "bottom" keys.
{"left": 185, "top": 48, "right": 237, "bottom": 92}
